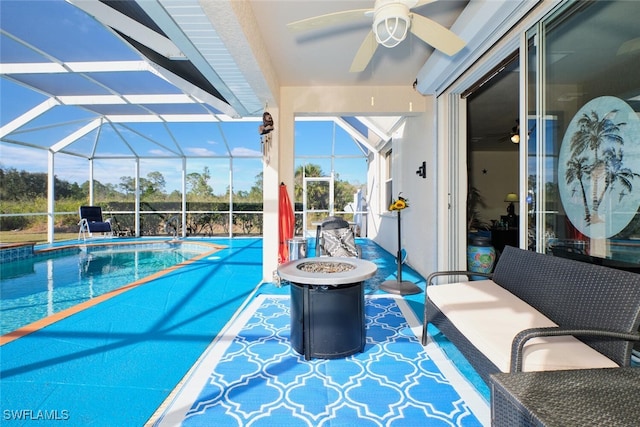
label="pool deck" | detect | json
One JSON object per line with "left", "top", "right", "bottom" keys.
{"left": 0, "top": 237, "right": 481, "bottom": 425}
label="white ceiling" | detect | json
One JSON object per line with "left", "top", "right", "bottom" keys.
{"left": 247, "top": 0, "right": 470, "bottom": 88}
{"left": 200, "top": 0, "right": 530, "bottom": 151}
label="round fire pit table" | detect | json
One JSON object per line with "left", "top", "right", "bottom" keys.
{"left": 277, "top": 257, "right": 377, "bottom": 360}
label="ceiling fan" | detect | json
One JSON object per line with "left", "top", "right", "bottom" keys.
{"left": 498, "top": 120, "right": 535, "bottom": 144}
{"left": 287, "top": 0, "right": 466, "bottom": 73}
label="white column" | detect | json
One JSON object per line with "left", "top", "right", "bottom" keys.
{"left": 135, "top": 159, "right": 140, "bottom": 237}
{"left": 181, "top": 157, "right": 187, "bottom": 237}
{"left": 47, "top": 150, "right": 55, "bottom": 243}
{"left": 229, "top": 157, "right": 234, "bottom": 238}
{"left": 263, "top": 106, "right": 293, "bottom": 281}
{"left": 89, "top": 159, "right": 95, "bottom": 205}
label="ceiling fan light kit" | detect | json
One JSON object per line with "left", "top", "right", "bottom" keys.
{"left": 373, "top": 3, "right": 410, "bottom": 48}
{"left": 287, "top": 0, "right": 465, "bottom": 72}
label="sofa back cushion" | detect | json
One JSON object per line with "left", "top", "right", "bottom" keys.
{"left": 492, "top": 246, "right": 640, "bottom": 364}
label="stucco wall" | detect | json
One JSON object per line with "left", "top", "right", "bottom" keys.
{"left": 372, "top": 106, "right": 438, "bottom": 280}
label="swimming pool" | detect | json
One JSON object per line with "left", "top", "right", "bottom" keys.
{"left": 0, "top": 242, "right": 216, "bottom": 336}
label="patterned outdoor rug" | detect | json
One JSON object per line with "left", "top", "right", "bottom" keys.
{"left": 151, "top": 295, "right": 489, "bottom": 426}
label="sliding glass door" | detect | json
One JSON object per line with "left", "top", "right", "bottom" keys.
{"left": 526, "top": 0, "right": 640, "bottom": 268}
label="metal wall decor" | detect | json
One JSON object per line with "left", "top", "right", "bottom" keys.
{"left": 259, "top": 111, "right": 274, "bottom": 164}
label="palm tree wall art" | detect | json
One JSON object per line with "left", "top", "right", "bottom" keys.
{"left": 559, "top": 96, "right": 640, "bottom": 239}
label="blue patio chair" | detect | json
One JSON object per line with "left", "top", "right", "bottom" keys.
{"left": 78, "top": 206, "right": 113, "bottom": 240}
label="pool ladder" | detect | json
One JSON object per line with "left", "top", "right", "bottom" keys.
{"left": 165, "top": 215, "right": 180, "bottom": 240}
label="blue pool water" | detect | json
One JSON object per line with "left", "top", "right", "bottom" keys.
{"left": 0, "top": 243, "right": 207, "bottom": 335}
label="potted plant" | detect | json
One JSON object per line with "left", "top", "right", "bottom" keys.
{"left": 467, "top": 186, "right": 489, "bottom": 231}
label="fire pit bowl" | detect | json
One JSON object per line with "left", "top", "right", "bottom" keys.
{"left": 278, "top": 257, "right": 377, "bottom": 286}
{"left": 296, "top": 260, "right": 355, "bottom": 273}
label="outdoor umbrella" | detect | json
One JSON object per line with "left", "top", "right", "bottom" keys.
{"left": 278, "top": 182, "right": 294, "bottom": 264}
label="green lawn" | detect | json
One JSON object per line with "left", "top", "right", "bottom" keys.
{"left": 0, "top": 231, "right": 78, "bottom": 244}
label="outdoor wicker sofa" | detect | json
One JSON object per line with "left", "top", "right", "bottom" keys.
{"left": 421, "top": 246, "right": 640, "bottom": 385}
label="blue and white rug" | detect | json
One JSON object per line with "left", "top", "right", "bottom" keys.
{"left": 151, "top": 295, "right": 489, "bottom": 426}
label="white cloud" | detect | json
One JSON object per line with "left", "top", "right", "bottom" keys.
{"left": 0, "top": 145, "right": 48, "bottom": 172}
{"left": 149, "top": 149, "right": 172, "bottom": 156}
{"left": 187, "top": 147, "right": 217, "bottom": 156}
{"left": 231, "top": 147, "right": 262, "bottom": 157}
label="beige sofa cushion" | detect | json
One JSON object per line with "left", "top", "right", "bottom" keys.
{"left": 428, "top": 280, "right": 619, "bottom": 373}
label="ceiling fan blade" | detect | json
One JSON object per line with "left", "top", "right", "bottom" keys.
{"left": 350, "top": 31, "right": 378, "bottom": 73}
{"left": 287, "top": 9, "right": 372, "bottom": 32}
{"left": 409, "top": 14, "right": 465, "bottom": 56}
{"left": 413, "top": 0, "right": 438, "bottom": 7}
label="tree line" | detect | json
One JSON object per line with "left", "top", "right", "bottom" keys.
{"left": 0, "top": 166, "right": 262, "bottom": 203}
{"left": 1, "top": 164, "right": 360, "bottom": 206}
{"left": 0, "top": 167, "right": 84, "bottom": 201}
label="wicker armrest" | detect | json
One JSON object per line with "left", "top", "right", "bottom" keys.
{"left": 426, "top": 270, "right": 493, "bottom": 286}
{"left": 422, "top": 270, "right": 494, "bottom": 345}
{"left": 510, "top": 327, "right": 640, "bottom": 372}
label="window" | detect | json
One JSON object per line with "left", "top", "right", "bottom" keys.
{"left": 385, "top": 148, "right": 393, "bottom": 210}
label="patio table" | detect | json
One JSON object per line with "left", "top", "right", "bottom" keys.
{"left": 490, "top": 367, "right": 640, "bottom": 426}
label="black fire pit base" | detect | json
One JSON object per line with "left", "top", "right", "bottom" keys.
{"left": 290, "top": 281, "right": 365, "bottom": 360}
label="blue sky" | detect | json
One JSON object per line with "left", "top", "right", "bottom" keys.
{"left": 0, "top": 0, "right": 368, "bottom": 194}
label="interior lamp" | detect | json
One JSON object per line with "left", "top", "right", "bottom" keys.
{"left": 510, "top": 124, "right": 520, "bottom": 143}
{"left": 373, "top": 3, "right": 410, "bottom": 48}
{"left": 504, "top": 192, "right": 519, "bottom": 216}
